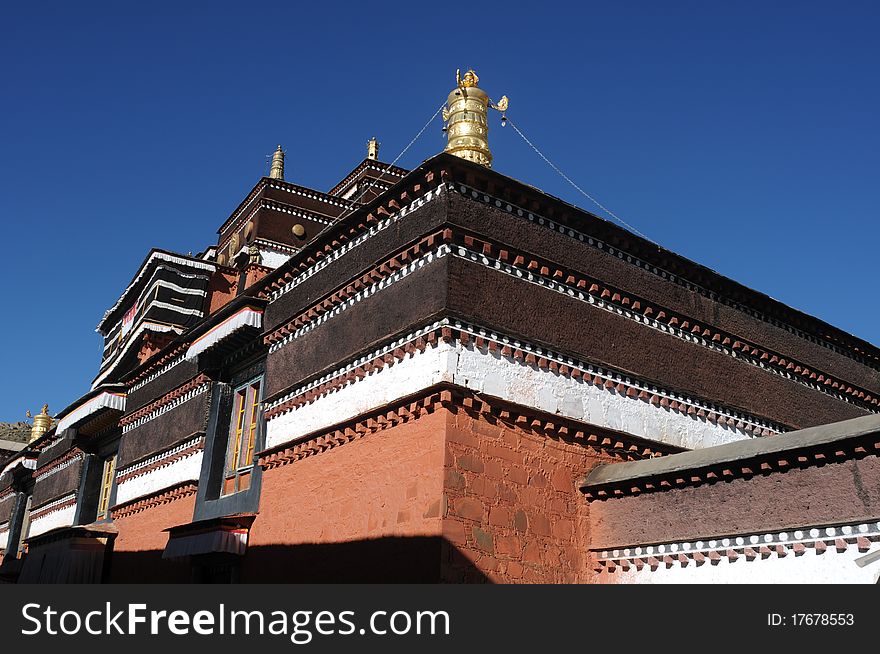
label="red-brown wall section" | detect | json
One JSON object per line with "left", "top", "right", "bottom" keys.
{"left": 103, "top": 407, "right": 640, "bottom": 583}
{"left": 442, "top": 410, "right": 620, "bottom": 583}
{"left": 245, "top": 410, "right": 448, "bottom": 581}
{"left": 109, "top": 493, "right": 197, "bottom": 583}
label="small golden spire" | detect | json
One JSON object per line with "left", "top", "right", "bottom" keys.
{"left": 442, "top": 69, "right": 509, "bottom": 168}
{"left": 269, "top": 145, "right": 285, "bottom": 180}
{"left": 27, "top": 404, "right": 53, "bottom": 443}
{"left": 367, "top": 137, "right": 379, "bottom": 160}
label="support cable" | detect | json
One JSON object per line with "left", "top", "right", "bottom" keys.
{"left": 505, "top": 116, "right": 656, "bottom": 245}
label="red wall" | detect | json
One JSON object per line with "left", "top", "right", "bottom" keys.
{"left": 110, "top": 493, "right": 197, "bottom": 583}
{"left": 103, "top": 405, "right": 640, "bottom": 583}
{"left": 246, "top": 409, "right": 448, "bottom": 581}
{"left": 441, "top": 409, "right": 619, "bottom": 583}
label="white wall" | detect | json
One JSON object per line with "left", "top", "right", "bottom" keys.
{"left": 266, "top": 341, "right": 752, "bottom": 451}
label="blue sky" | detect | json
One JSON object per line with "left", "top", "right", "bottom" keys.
{"left": 1, "top": 1, "right": 877, "bottom": 422}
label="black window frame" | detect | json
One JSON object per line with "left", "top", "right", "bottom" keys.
{"left": 193, "top": 357, "right": 266, "bottom": 521}
{"left": 74, "top": 434, "right": 121, "bottom": 526}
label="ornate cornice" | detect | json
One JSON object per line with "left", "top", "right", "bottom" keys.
{"left": 444, "top": 227, "right": 879, "bottom": 412}
{"left": 581, "top": 429, "right": 880, "bottom": 501}
{"left": 264, "top": 220, "right": 877, "bottom": 413}
{"left": 219, "top": 178, "right": 354, "bottom": 240}
{"left": 264, "top": 227, "right": 452, "bottom": 350}
{"left": 594, "top": 520, "right": 880, "bottom": 573}
{"left": 125, "top": 346, "right": 188, "bottom": 393}
{"left": 328, "top": 160, "right": 407, "bottom": 198}
{"left": 263, "top": 182, "right": 446, "bottom": 303}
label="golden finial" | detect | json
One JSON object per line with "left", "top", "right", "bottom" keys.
{"left": 247, "top": 243, "right": 261, "bottom": 266}
{"left": 367, "top": 137, "right": 379, "bottom": 161}
{"left": 269, "top": 145, "right": 285, "bottom": 180}
{"left": 442, "top": 69, "right": 509, "bottom": 168}
{"left": 456, "top": 69, "right": 479, "bottom": 88}
{"left": 27, "top": 404, "right": 53, "bottom": 443}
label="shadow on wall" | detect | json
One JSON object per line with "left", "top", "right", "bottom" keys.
{"left": 106, "top": 536, "right": 490, "bottom": 584}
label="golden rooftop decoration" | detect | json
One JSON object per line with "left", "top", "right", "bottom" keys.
{"left": 247, "top": 243, "right": 262, "bottom": 266}
{"left": 26, "top": 404, "right": 53, "bottom": 443}
{"left": 269, "top": 145, "right": 285, "bottom": 180}
{"left": 442, "top": 68, "right": 508, "bottom": 168}
{"left": 367, "top": 137, "right": 379, "bottom": 160}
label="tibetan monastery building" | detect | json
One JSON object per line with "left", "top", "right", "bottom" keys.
{"left": 2, "top": 71, "right": 880, "bottom": 583}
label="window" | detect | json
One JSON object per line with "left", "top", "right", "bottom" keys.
{"left": 222, "top": 378, "right": 262, "bottom": 496}
{"left": 16, "top": 495, "right": 32, "bottom": 558}
{"left": 193, "top": 366, "right": 267, "bottom": 521}
{"left": 97, "top": 454, "right": 116, "bottom": 519}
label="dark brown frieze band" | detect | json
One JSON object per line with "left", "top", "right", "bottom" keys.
{"left": 120, "top": 374, "right": 211, "bottom": 426}
{"left": 262, "top": 221, "right": 877, "bottom": 414}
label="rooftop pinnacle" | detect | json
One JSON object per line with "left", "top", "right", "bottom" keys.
{"left": 269, "top": 145, "right": 285, "bottom": 180}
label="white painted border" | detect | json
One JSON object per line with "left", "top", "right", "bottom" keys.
{"left": 116, "top": 435, "right": 203, "bottom": 479}
{"left": 56, "top": 392, "right": 126, "bottom": 434}
{"left": 601, "top": 521, "right": 880, "bottom": 563}
{"left": 28, "top": 502, "right": 76, "bottom": 538}
{"left": 186, "top": 308, "right": 262, "bottom": 360}
{"left": 265, "top": 340, "right": 752, "bottom": 452}
{"left": 114, "top": 450, "right": 203, "bottom": 506}
{"left": 260, "top": 249, "right": 291, "bottom": 269}
{"left": 604, "top": 545, "right": 880, "bottom": 584}
{"left": 1, "top": 456, "right": 36, "bottom": 477}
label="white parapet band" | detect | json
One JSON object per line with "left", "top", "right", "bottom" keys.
{"left": 266, "top": 340, "right": 751, "bottom": 452}
{"left": 114, "top": 450, "right": 203, "bottom": 506}
{"left": 186, "top": 308, "right": 262, "bottom": 360}
{"left": 602, "top": 542, "right": 880, "bottom": 584}
{"left": 28, "top": 502, "right": 76, "bottom": 538}
{"left": 56, "top": 392, "right": 126, "bottom": 434}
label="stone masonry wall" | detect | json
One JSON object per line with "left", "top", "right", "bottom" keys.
{"left": 441, "top": 408, "right": 624, "bottom": 583}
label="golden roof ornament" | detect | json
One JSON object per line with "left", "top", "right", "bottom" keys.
{"left": 367, "top": 137, "right": 379, "bottom": 160}
{"left": 442, "top": 69, "right": 508, "bottom": 168}
{"left": 458, "top": 69, "right": 479, "bottom": 88}
{"left": 247, "top": 243, "right": 262, "bottom": 266}
{"left": 26, "top": 404, "right": 53, "bottom": 443}
{"left": 269, "top": 145, "right": 285, "bottom": 180}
